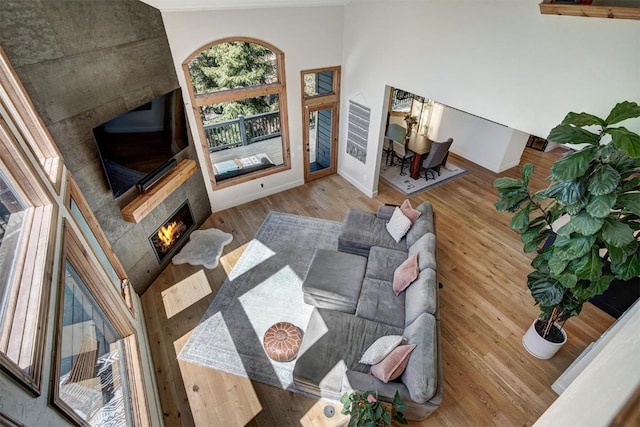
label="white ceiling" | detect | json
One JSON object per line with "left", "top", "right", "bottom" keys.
{"left": 139, "top": 0, "right": 350, "bottom": 12}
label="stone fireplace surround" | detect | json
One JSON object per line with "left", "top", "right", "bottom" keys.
{"left": 0, "top": 0, "right": 211, "bottom": 294}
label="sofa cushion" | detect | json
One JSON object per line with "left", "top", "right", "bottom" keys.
{"left": 393, "top": 253, "right": 419, "bottom": 296}
{"left": 338, "top": 209, "right": 407, "bottom": 256}
{"left": 406, "top": 202, "right": 435, "bottom": 248}
{"left": 401, "top": 199, "right": 421, "bottom": 224}
{"left": 365, "top": 246, "right": 407, "bottom": 282}
{"left": 402, "top": 313, "right": 438, "bottom": 403}
{"left": 359, "top": 335, "right": 404, "bottom": 365}
{"left": 370, "top": 344, "right": 416, "bottom": 383}
{"left": 356, "top": 278, "right": 405, "bottom": 329}
{"left": 302, "top": 249, "right": 367, "bottom": 313}
{"left": 408, "top": 233, "right": 437, "bottom": 272}
{"left": 386, "top": 207, "right": 412, "bottom": 243}
{"left": 293, "top": 308, "right": 403, "bottom": 398}
{"left": 405, "top": 268, "right": 438, "bottom": 326}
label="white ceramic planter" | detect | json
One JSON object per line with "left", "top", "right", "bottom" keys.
{"left": 522, "top": 319, "right": 567, "bottom": 359}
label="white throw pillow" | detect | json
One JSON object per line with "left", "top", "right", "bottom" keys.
{"left": 386, "top": 207, "right": 412, "bottom": 243}
{"left": 359, "top": 335, "right": 404, "bottom": 365}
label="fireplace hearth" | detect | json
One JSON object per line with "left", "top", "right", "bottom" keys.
{"left": 149, "top": 201, "right": 195, "bottom": 263}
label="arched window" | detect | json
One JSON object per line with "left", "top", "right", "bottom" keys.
{"left": 183, "top": 38, "right": 290, "bottom": 188}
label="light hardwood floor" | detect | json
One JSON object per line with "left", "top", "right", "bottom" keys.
{"left": 141, "top": 148, "right": 615, "bottom": 426}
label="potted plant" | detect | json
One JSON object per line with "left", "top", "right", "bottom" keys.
{"left": 340, "top": 390, "right": 408, "bottom": 427}
{"left": 494, "top": 101, "right": 640, "bottom": 359}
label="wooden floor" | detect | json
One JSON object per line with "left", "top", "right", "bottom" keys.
{"left": 141, "top": 148, "right": 615, "bottom": 427}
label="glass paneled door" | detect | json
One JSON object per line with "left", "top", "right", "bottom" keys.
{"left": 301, "top": 67, "right": 340, "bottom": 182}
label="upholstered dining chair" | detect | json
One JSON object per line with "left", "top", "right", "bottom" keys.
{"left": 421, "top": 138, "right": 453, "bottom": 180}
{"left": 392, "top": 140, "right": 414, "bottom": 175}
{"left": 383, "top": 137, "right": 394, "bottom": 165}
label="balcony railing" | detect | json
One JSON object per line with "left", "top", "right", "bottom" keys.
{"left": 203, "top": 111, "right": 281, "bottom": 152}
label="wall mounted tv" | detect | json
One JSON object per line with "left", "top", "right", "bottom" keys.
{"left": 93, "top": 88, "right": 190, "bottom": 199}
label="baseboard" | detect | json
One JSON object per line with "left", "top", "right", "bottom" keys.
{"left": 210, "top": 179, "right": 305, "bottom": 212}
{"left": 338, "top": 169, "right": 377, "bottom": 198}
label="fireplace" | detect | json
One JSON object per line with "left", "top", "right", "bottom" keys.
{"left": 149, "top": 201, "right": 195, "bottom": 263}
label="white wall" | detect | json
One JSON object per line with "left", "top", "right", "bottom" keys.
{"left": 433, "top": 105, "right": 518, "bottom": 173}
{"left": 161, "top": 6, "right": 344, "bottom": 211}
{"left": 339, "top": 0, "right": 640, "bottom": 195}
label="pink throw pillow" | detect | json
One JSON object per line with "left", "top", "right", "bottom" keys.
{"left": 370, "top": 344, "right": 417, "bottom": 383}
{"left": 400, "top": 199, "right": 421, "bottom": 224}
{"left": 392, "top": 253, "right": 419, "bottom": 296}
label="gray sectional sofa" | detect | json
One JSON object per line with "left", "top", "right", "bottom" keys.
{"left": 293, "top": 202, "right": 443, "bottom": 421}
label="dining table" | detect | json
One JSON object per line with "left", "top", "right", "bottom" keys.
{"left": 406, "top": 131, "right": 432, "bottom": 180}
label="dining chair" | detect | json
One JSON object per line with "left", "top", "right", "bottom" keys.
{"left": 392, "top": 140, "right": 414, "bottom": 175}
{"left": 383, "top": 137, "right": 394, "bottom": 166}
{"left": 421, "top": 138, "right": 453, "bottom": 180}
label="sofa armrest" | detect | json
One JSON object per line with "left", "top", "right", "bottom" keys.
{"left": 377, "top": 205, "right": 396, "bottom": 220}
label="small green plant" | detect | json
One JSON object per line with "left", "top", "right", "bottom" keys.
{"left": 340, "top": 390, "right": 408, "bottom": 427}
{"left": 494, "top": 101, "right": 640, "bottom": 341}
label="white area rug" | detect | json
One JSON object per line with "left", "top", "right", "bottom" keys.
{"left": 379, "top": 161, "right": 468, "bottom": 196}
{"left": 178, "top": 212, "right": 341, "bottom": 390}
{"left": 172, "top": 228, "right": 233, "bottom": 269}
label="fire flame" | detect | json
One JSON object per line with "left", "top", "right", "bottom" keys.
{"left": 158, "top": 221, "right": 182, "bottom": 251}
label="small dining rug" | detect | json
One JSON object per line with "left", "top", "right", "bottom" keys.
{"left": 379, "top": 161, "right": 468, "bottom": 196}
{"left": 178, "top": 211, "right": 341, "bottom": 390}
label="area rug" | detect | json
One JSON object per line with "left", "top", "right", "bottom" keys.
{"left": 171, "top": 228, "right": 233, "bottom": 269}
{"left": 178, "top": 212, "right": 341, "bottom": 390}
{"left": 379, "top": 161, "right": 468, "bottom": 196}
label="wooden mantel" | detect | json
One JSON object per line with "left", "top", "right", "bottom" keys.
{"left": 121, "top": 159, "right": 197, "bottom": 223}
{"left": 539, "top": 0, "right": 640, "bottom": 20}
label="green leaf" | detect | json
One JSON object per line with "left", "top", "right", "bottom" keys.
{"left": 593, "top": 275, "right": 615, "bottom": 295}
{"left": 563, "top": 112, "right": 606, "bottom": 127}
{"left": 565, "top": 198, "right": 589, "bottom": 216}
{"left": 546, "top": 180, "right": 586, "bottom": 206}
{"left": 587, "top": 165, "right": 621, "bottom": 196}
{"left": 586, "top": 194, "right": 617, "bottom": 218}
{"left": 495, "top": 195, "right": 529, "bottom": 213}
{"left": 494, "top": 177, "right": 524, "bottom": 189}
{"left": 616, "top": 193, "right": 640, "bottom": 216}
{"left": 604, "top": 101, "right": 640, "bottom": 125}
{"left": 568, "top": 212, "right": 604, "bottom": 236}
{"left": 602, "top": 219, "right": 635, "bottom": 247}
{"left": 606, "top": 127, "right": 640, "bottom": 158}
{"left": 548, "top": 124, "right": 600, "bottom": 146}
{"left": 553, "top": 234, "right": 597, "bottom": 261}
{"left": 549, "top": 256, "right": 569, "bottom": 276}
{"left": 555, "top": 273, "right": 578, "bottom": 289}
{"left": 574, "top": 249, "right": 603, "bottom": 282}
{"left": 550, "top": 146, "right": 598, "bottom": 181}
{"left": 510, "top": 205, "right": 531, "bottom": 232}
{"left": 528, "top": 272, "right": 564, "bottom": 306}
{"left": 622, "top": 176, "right": 640, "bottom": 192}
{"left": 611, "top": 251, "right": 640, "bottom": 281}
{"left": 522, "top": 163, "right": 534, "bottom": 186}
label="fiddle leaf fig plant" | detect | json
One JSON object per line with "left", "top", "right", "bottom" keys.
{"left": 494, "top": 101, "right": 640, "bottom": 340}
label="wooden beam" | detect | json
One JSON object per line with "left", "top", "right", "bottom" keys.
{"left": 121, "top": 159, "right": 197, "bottom": 224}
{"left": 539, "top": 0, "right": 640, "bottom": 20}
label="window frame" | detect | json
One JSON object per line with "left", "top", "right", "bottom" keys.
{"left": 65, "top": 174, "right": 133, "bottom": 312}
{"left": 0, "top": 115, "right": 57, "bottom": 395}
{"left": 51, "top": 223, "right": 150, "bottom": 427}
{"left": 182, "top": 37, "right": 291, "bottom": 189}
{"left": 0, "top": 48, "right": 63, "bottom": 192}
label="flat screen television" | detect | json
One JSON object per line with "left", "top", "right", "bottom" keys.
{"left": 92, "top": 88, "right": 190, "bottom": 199}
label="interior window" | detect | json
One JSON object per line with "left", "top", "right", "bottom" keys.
{"left": 183, "top": 38, "right": 290, "bottom": 188}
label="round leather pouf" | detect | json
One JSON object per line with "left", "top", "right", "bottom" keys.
{"left": 263, "top": 322, "right": 303, "bottom": 362}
